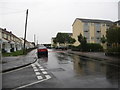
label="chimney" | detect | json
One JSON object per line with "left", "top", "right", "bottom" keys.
{"left": 10, "top": 31, "right": 12, "bottom": 33}
{"left": 4, "top": 28, "right": 6, "bottom": 31}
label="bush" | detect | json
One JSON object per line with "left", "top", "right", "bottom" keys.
{"left": 105, "top": 46, "right": 120, "bottom": 57}
{"left": 86, "top": 43, "right": 103, "bottom": 52}
{"left": 71, "top": 43, "right": 103, "bottom": 52}
{"left": 107, "top": 46, "right": 120, "bottom": 52}
{"left": 71, "top": 45, "right": 80, "bottom": 51}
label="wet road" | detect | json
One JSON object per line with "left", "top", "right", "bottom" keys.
{"left": 2, "top": 49, "right": 120, "bottom": 89}
{"left": 29, "top": 49, "right": 120, "bottom": 88}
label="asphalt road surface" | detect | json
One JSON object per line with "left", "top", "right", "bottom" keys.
{"left": 2, "top": 49, "right": 120, "bottom": 89}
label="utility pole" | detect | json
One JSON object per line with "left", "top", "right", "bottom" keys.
{"left": 23, "top": 9, "right": 28, "bottom": 54}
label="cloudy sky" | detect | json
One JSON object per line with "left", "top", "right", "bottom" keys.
{"left": 0, "top": 0, "right": 119, "bottom": 44}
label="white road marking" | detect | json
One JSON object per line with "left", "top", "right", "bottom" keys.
{"left": 33, "top": 67, "right": 37, "bottom": 69}
{"left": 36, "top": 63, "right": 41, "bottom": 67}
{"left": 34, "top": 69, "right": 39, "bottom": 72}
{"left": 37, "top": 76, "right": 43, "bottom": 80}
{"left": 39, "top": 66, "right": 43, "bottom": 69}
{"left": 35, "top": 72, "right": 41, "bottom": 75}
{"left": 12, "top": 78, "right": 51, "bottom": 90}
{"left": 45, "top": 75, "right": 51, "bottom": 79}
{"left": 31, "top": 64, "right": 35, "bottom": 67}
{"left": 40, "top": 69, "right": 45, "bottom": 71}
{"left": 42, "top": 71, "right": 48, "bottom": 74}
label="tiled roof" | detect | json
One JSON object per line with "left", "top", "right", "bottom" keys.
{"left": 77, "top": 18, "right": 113, "bottom": 24}
{"left": 72, "top": 18, "right": 113, "bottom": 26}
{"left": 1, "top": 28, "right": 21, "bottom": 41}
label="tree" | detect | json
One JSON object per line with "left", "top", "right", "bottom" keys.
{"left": 78, "top": 33, "right": 83, "bottom": 43}
{"left": 78, "top": 33, "right": 87, "bottom": 51}
{"left": 55, "top": 33, "right": 75, "bottom": 45}
{"left": 68, "top": 37, "right": 76, "bottom": 44}
{"left": 106, "top": 26, "right": 120, "bottom": 55}
{"left": 53, "top": 38, "right": 57, "bottom": 44}
{"left": 106, "top": 26, "right": 120, "bottom": 47}
{"left": 100, "top": 35, "right": 106, "bottom": 44}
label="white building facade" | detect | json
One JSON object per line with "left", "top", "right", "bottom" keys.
{"left": 0, "top": 28, "right": 22, "bottom": 53}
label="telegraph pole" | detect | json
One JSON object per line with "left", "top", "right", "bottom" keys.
{"left": 23, "top": 9, "right": 28, "bottom": 54}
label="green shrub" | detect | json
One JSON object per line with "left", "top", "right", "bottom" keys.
{"left": 105, "top": 46, "right": 120, "bottom": 56}
{"left": 71, "top": 45, "right": 80, "bottom": 51}
{"left": 107, "top": 46, "right": 120, "bottom": 52}
{"left": 86, "top": 43, "right": 103, "bottom": 52}
{"left": 71, "top": 43, "right": 103, "bottom": 52}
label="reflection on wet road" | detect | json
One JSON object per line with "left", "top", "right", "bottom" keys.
{"left": 37, "top": 49, "right": 120, "bottom": 88}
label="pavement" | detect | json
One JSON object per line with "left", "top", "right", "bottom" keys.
{"left": 1, "top": 49, "right": 37, "bottom": 73}
{"left": 67, "top": 50, "right": 120, "bottom": 66}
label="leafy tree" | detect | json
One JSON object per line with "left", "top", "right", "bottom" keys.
{"left": 106, "top": 26, "right": 120, "bottom": 46}
{"left": 100, "top": 35, "right": 107, "bottom": 44}
{"left": 78, "top": 33, "right": 83, "bottom": 43}
{"left": 78, "top": 33, "right": 87, "bottom": 51}
{"left": 68, "top": 37, "right": 76, "bottom": 44}
{"left": 53, "top": 38, "right": 57, "bottom": 44}
{"left": 55, "top": 33, "right": 75, "bottom": 45}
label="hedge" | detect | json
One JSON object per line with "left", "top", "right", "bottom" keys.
{"left": 71, "top": 43, "right": 103, "bottom": 52}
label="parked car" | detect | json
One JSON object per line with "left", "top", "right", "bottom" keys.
{"left": 37, "top": 45, "right": 48, "bottom": 58}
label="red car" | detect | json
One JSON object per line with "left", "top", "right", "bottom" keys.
{"left": 37, "top": 45, "right": 48, "bottom": 58}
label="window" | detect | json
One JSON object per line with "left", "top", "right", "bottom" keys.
{"left": 102, "top": 24, "right": 105, "bottom": 26}
{"left": 2, "top": 33, "right": 4, "bottom": 38}
{"left": 8, "top": 35, "right": 10, "bottom": 40}
{"left": 84, "top": 30, "right": 88, "bottom": 32}
{"left": 4, "top": 34, "right": 7, "bottom": 39}
{"left": 96, "top": 37, "right": 100, "bottom": 39}
{"left": 84, "top": 23, "right": 89, "bottom": 32}
{"left": 91, "top": 23, "right": 94, "bottom": 26}
{"left": 11, "top": 36, "right": 13, "bottom": 40}
{"left": 97, "top": 31, "right": 101, "bottom": 33}
{"left": 91, "top": 37, "right": 94, "bottom": 39}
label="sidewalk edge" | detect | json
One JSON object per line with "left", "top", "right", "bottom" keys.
{"left": 68, "top": 51, "right": 120, "bottom": 67}
{"left": 1, "top": 57, "right": 37, "bottom": 73}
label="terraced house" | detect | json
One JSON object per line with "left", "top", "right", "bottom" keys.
{"left": 72, "top": 18, "right": 113, "bottom": 46}
{"left": 0, "top": 28, "right": 22, "bottom": 53}
{"left": 0, "top": 28, "right": 35, "bottom": 53}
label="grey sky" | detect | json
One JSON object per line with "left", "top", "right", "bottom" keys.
{"left": 0, "top": 0, "right": 119, "bottom": 44}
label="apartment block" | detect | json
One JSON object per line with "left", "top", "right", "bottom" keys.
{"left": 72, "top": 18, "right": 113, "bottom": 46}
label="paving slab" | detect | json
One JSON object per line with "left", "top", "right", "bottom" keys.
{"left": 1, "top": 49, "right": 37, "bottom": 73}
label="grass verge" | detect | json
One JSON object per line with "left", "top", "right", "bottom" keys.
{"left": 2, "top": 48, "right": 36, "bottom": 57}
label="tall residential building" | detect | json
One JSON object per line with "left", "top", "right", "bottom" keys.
{"left": 72, "top": 18, "right": 113, "bottom": 46}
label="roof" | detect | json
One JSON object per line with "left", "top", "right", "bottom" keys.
{"left": 1, "top": 28, "right": 21, "bottom": 41}
{"left": 72, "top": 18, "right": 113, "bottom": 26}
{"left": 114, "top": 20, "right": 120, "bottom": 24}
{"left": 57, "top": 32, "right": 72, "bottom": 36}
